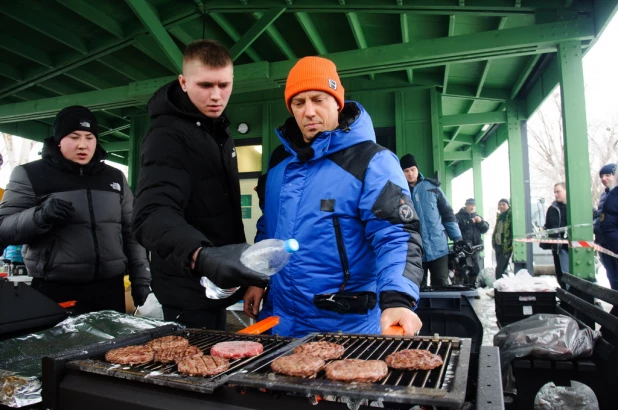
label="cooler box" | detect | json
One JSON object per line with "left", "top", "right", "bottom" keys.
{"left": 494, "top": 289, "right": 557, "bottom": 327}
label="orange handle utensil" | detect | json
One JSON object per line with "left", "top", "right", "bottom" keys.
{"left": 58, "top": 300, "right": 77, "bottom": 308}
{"left": 237, "top": 316, "right": 280, "bottom": 334}
{"left": 382, "top": 325, "right": 405, "bottom": 336}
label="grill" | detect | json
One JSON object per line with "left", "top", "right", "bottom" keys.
{"left": 229, "top": 333, "right": 471, "bottom": 407}
{"left": 65, "top": 328, "right": 293, "bottom": 394}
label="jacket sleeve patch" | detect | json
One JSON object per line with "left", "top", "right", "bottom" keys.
{"left": 371, "top": 181, "right": 419, "bottom": 225}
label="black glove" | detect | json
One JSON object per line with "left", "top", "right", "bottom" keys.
{"left": 194, "top": 243, "right": 270, "bottom": 289}
{"left": 37, "top": 198, "right": 75, "bottom": 225}
{"left": 131, "top": 285, "right": 151, "bottom": 307}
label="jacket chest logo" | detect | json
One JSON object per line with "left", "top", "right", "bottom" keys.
{"left": 110, "top": 182, "right": 121, "bottom": 191}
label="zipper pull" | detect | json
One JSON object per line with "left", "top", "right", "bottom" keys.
{"left": 80, "top": 167, "right": 83, "bottom": 176}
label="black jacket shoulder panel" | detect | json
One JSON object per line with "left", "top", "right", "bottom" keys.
{"left": 328, "top": 141, "right": 387, "bottom": 183}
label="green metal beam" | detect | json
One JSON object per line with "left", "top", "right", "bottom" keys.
{"left": 346, "top": 12, "right": 374, "bottom": 80}
{"left": 430, "top": 88, "right": 445, "bottom": 180}
{"left": 443, "top": 84, "right": 508, "bottom": 101}
{"left": 0, "top": 34, "right": 54, "bottom": 68}
{"left": 0, "top": 62, "right": 21, "bottom": 82}
{"left": 475, "top": 16, "right": 508, "bottom": 98}
{"left": 98, "top": 54, "right": 150, "bottom": 82}
{"left": 134, "top": 36, "right": 179, "bottom": 73}
{"left": 443, "top": 15, "right": 456, "bottom": 93}
{"left": 295, "top": 12, "right": 328, "bottom": 55}
{"left": 441, "top": 110, "right": 507, "bottom": 127}
{"left": 57, "top": 0, "right": 124, "bottom": 38}
{"left": 126, "top": 0, "right": 184, "bottom": 72}
{"left": 2, "top": 4, "right": 88, "bottom": 53}
{"left": 444, "top": 151, "right": 472, "bottom": 161}
{"left": 209, "top": 13, "right": 263, "bottom": 62}
{"left": 472, "top": 144, "right": 484, "bottom": 217}
{"left": 227, "top": 8, "right": 286, "bottom": 62}
{"left": 253, "top": 12, "right": 296, "bottom": 60}
{"left": 64, "top": 69, "right": 115, "bottom": 90}
{"left": 523, "top": 54, "right": 559, "bottom": 117}
{"left": 558, "top": 40, "right": 594, "bottom": 279}
{"left": 169, "top": 26, "right": 194, "bottom": 46}
{"left": 445, "top": 134, "right": 475, "bottom": 145}
{"left": 399, "top": 14, "right": 413, "bottom": 83}
{"left": 510, "top": 54, "right": 541, "bottom": 100}
{"left": 101, "top": 141, "right": 130, "bottom": 152}
{"left": 506, "top": 101, "right": 527, "bottom": 265}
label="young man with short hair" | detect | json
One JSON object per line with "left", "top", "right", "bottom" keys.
{"left": 132, "top": 40, "right": 268, "bottom": 329}
{"left": 249, "top": 56, "right": 423, "bottom": 337}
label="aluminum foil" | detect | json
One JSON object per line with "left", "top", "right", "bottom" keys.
{"left": 0, "top": 310, "right": 176, "bottom": 408}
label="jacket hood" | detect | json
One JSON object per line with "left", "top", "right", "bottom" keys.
{"left": 457, "top": 207, "right": 477, "bottom": 217}
{"left": 416, "top": 173, "right": 440, "bottom": 187}
{"left": 42, "top": 136, "right": 107, "bottom": 174}
{"left": 147, "top": 80, "right": 230, "bottom": 131}
{"left": 276, "top": 101, "right": 375, "bottom": 162}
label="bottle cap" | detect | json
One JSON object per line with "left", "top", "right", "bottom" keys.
{"left": 284, "top": 239, "right": 300, "bottom": 253}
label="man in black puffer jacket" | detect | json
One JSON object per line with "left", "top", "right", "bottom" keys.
{"left": 0, "top": 106, "right": 151, "bottom": 314}
{"left": 132, "top": 40, "right": 268, "bottom": 330}
{"left": 456, "top": 198, "right": 489, "bottom": 286}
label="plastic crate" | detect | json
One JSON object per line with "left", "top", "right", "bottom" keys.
{"left": 494, "top": 289, "right": 557, "bottom": 327}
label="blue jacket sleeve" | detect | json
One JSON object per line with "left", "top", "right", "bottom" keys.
{"left": 358, "top": 150, "right": 423, "bottom": 310}
{"left": 601, "top": 189, "right": 618, "bottom": 253}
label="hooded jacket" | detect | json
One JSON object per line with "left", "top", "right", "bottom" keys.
{"left": 456, "top": 208, "right": 489, "bottom": 246}
{"left": 256, "top": 102, "right": 423, "bottom": 337}
{"left": 132, "top": 81, "right": 246, "bottom": 311}
{"left": 0, "top": 138, "right": 150, "bottom": 286}
{"left": 408, "top": 174, "right": 462, "bottom": 262}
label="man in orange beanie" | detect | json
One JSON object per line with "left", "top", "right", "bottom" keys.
{"left": 245, "top": 56, "right": 424, "bottom": 337}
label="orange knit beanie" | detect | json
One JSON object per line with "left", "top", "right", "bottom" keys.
{"left": 284, "top": 56, "right": 345, "bottom": 113}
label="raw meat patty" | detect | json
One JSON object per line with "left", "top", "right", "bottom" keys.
{"left": 146, "top": 336, "right": 189, "bottom": 351}
{"left": 385, "top": 349, "right": 444, "bottom": 370}
{"left": 324, "top": 359, "right": 388, "bottom": 383}
{"left": 177, "top": 355, "right": 230, "bottom": 376}
{"left": 293, "top": 341, "right": 345, "bottom": 360}
{"left": 154, "top": 345, "right": 203, "bottom": 364}
{"left": 105, "top": 345, "right": 154, "bottom": 365}
{"left": 210, "top": 341, "right": 263, "bottom": 359}
{"left": 271, "top": 353, "right": 326, "bottom": 378}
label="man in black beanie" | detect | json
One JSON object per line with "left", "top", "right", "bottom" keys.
{"left": 401, "top": 154, "right": 463, "bottom": 287}
{"left": 0, "top": 105, "right": 151, "bottom": 314}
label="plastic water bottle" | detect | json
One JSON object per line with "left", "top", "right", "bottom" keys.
{"left": 201, "top": 239, "right": 299, "bottom": 300}
{"left": 240, "top": 239, "right": 300, "bottom": 275}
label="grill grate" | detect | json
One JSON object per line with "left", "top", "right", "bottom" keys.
{"left": 65, "top": 328, "right": 294, "bottom": 394}
{"left": 229, "top": 333, "right": 471, "bottom": 407}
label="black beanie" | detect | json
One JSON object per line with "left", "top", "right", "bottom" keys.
{"left": 400, "top": 154, "right": 418, "bottom": 170}
{"left": 499, "top": 198, "right": 510, "bottom": 206}
{"left": 53, "top": 106, "right": 98, "bottom": 144}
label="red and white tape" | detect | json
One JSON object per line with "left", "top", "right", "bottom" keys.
{"left": 514, "top": 237, "right": 618, "bottom": 258}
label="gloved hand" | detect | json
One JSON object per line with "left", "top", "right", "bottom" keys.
{"left": 194, "top": 243, "right": 270, "bottom": 289}
{"left": 37, "top": 198, "right": 75, "bottom": 225}
{"left": 131, "top": 285, "right": 151, "bottom": 307}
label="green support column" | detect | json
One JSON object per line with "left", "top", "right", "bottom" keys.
{"left": 443, "top": 166, "right": 454, "bottom": 203}
{"left": 128, "top": 113, "right": 150, "bottom": 190}
{"left": 472, "top": 144, "right": 484, "bottom": 217}
{"left": 558, "top": 41, "right": 595, "bottom": 280}
{"left": 430, "top": 88, "right": 445, "bottom": 181}
{"left": 506, "top": 102, "right": 528, "bottom": 267}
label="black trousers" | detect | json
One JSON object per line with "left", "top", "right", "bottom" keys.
{"left": 162, "top": 305, "right": 227, "bottom": 331}
{"left": 421, "top": 254, "right": 450, "bottom": 287}
{"left": 31, "top": 275, "right": 125, "bottom": 315}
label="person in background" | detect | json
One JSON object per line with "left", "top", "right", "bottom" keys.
{"left": 492, "top": 199, "right": 513, "bottom": 280}
{"left": 545, "top": 182, "right": 569, "bottom": 289}
{"left": 456, "top": 198, "right": 489, "bottom": 286}
{"left": 594, "top": 164, "right": 616, "bottom": 289}
{"left": 250, "top": 56, "right": 424, "bottom": 337}
{"left": 132, "top": 40, "right": 268, "bottom": 329}
{"left": 400, "top": 154, "right": 463, "bottom": 287}
{"left": 0, "top": 106, "right": 151, "bottom": 314}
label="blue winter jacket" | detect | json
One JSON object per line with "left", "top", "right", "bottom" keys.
{"left": 256, "top": 102, "right": 423, "bottom": 337}
{"left": 408, "top": 175, "right": 461, "bottom": 262}
{"left": 601, "top": 186, "right": 618, "bottom": 253}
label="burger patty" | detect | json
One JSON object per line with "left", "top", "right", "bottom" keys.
{"left": 154, "top": 345, "right": 204, "bottom": 364}
{"left": 177, "top": 355, "right": 230, "bottom": 377}
{"left": 271, "top": 353, "right": 326, "bottom": 378}
{"left": 146, "top": 336, "right": 189, "bottom": 351}
{"left": 210, "top": 341, "right": 263, "bottom": 359}
{"left": 293, "top": 341, "right": 345, "bottom": 360}
{"left": 105, "top": 345, "right": 154, "bottom": 365}
{"left": 385, "top": 349, "right": 444, "bottom": 370}
{"left": 324, "top": 359, "right": 388, "bottom": 383}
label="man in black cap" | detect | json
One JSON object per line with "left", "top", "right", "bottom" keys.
{"left": 455, "top": 198, "right": 489, "bottom": 286}
{"left": 0, "top": 106, "right": 151, "bottom": 313}
{"left": 400, "top": 154, "right": 463, "bottom": 287}
{"left": 492, "top": 198, "right": 512, "bottom": 280}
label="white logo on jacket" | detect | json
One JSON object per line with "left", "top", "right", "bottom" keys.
{"left": 110, "top": 182, "right": 121, "bottom": 191}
